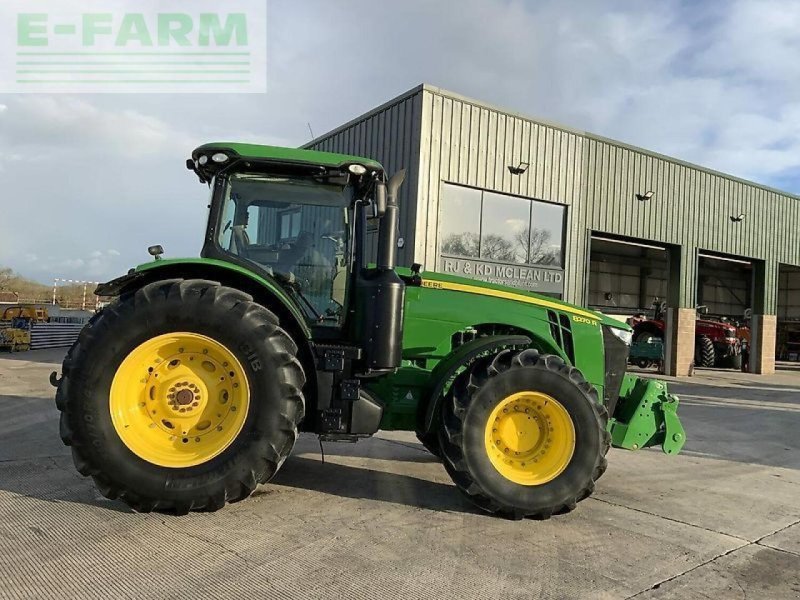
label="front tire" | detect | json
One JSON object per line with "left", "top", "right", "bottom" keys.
{"left": 55, "top": 279, "right": 305, "bottom": 513}
{"left": 696, "top": 336, "right": 715, "bottom": 368}
{"left": 438, "top": 349, "right": 609, "bottom": 519}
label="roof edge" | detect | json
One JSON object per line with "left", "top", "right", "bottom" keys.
{"left": 303, "top": 84, "right": 425, "bottom": 149}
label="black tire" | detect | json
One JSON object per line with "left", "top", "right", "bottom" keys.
{"left": 416, "top": 431, "right": 442, "bottom": 459}
{"left": 697, "top": 336, "right": 715, "bottom": 368}
{"left": 635, "top": 358, "right": 652, "bottom": 369}
{"left": 633, "top": 327, "right": 662, "bottom": 344}
{"left": 437, "top": 349, "right": 609, "bottom": 520}
{"left": 55, "top": 279, "right": 305, "bottom": 514}
{"left": 717, "top": 352, "right": 742, "bottom": 370}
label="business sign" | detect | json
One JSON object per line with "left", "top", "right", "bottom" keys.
{"left": 0, "top": 0, "right": 266, "bottom": 93}
{"left": 438, "top": 255, "right": 565, "bottom": 295}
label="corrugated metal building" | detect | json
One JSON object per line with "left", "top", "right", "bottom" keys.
{"left": 306, "top": 84, "right": 800, "bottom": 374}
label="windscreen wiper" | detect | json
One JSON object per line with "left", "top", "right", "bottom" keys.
{"left": 273, "top": 272, "right": 325, "bottom": 323}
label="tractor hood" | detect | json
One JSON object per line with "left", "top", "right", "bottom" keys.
{"left": 411, "top": 268, "right": 627, "bottom": 331}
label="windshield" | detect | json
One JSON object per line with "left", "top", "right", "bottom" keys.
{"left": 217, "top": 173, "right": 351, "bottom": 325}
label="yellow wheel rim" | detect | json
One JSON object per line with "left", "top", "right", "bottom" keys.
{"left": 484, "top": 391, "right": 575, "bottom": 486}
{"left": 109, "top": 332, "right": 250, "bottom": 468}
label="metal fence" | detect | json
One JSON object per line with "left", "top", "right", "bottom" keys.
{"left": 30, "top": 323, "right": 84, "bottom": 350}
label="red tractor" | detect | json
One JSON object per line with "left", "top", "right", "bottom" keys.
{"left": 630, "top": 301, "right": 742, "bottom": 369}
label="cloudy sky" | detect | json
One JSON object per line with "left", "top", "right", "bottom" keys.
{"left": 1, "top": 0, "right": 798, "bottom": 284}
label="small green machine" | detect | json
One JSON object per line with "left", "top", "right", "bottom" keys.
{"left": 53, "top": 143, "right": 685, "bottom": 519}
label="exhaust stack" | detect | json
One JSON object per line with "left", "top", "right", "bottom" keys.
{"left": 377, "top": 169, "right": 406, "bottom": 271}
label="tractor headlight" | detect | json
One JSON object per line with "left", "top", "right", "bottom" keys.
{"left": 348, "top": 164, "right": 367, "bottom": 175}
{"left": 609, "top": 327, "right": 633, "bottom": 346}
{"left": 198, "top": 155, "right": 209, "bottom": 166}
{"left": 211, "top": 152, "right": 229, "bottom": 163}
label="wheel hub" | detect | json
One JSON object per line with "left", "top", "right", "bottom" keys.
{"left": 109, "top": 333, "right": 250, "bottom": 468}
{"left": 484, "top": 391, "right": 575, "bottom": 486}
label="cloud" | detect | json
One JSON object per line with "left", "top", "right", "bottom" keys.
{"left": 506, "top": 219, "right": 527, "bottom": 233}
{"left": 0, "top": 96, "right": 195, "bottom": 160}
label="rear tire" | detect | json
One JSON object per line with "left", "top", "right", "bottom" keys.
{"left": 438, "top": 349, "right": 609, "bottom": 519}
{"left": 55, "top": 279, "right": 305, "bottom": 513}
{"left": 416, "top": 431, "right": 442, "bottom": 458}
{"left": 697, "top": 336, "right": 715, "bottom": 368}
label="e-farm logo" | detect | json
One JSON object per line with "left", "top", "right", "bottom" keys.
{"left": 0, "top": 1, "right": 266, "bottom": 93}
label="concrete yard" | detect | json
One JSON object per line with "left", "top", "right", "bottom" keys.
{"left": 1, "top": 350, "right": 799, "bottom": 599}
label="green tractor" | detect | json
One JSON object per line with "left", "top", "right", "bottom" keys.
{"left": 53, "top": 143, "right": 686, "bottom": 519}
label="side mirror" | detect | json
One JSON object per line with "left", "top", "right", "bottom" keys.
{"left": 374, "top": 182, "right": 387, "bottom": 217}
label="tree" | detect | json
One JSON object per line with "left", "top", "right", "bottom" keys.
{"left": 441, "top": 232, "right": 480, "bottom": 258}
{"left": 514, "top": 227, "right": 561, "bottom": 265}
{"left": 0, "top": 267, "right": 13, "bottom": 291}
{"left": 480, "top": 233, "right": 519, "bottom": 262}
{"left": 442, "top": 229, "right": 561, "bottom": 265}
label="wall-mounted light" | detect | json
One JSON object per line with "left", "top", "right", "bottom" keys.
{"left": 508, "top": 161, "right": 529, "bottom": 175}
{"left": 730, "top": 213, "right": 745, "bottom": 223}
{"left": 635, "top": 191, "right": 655, "bottom": 202}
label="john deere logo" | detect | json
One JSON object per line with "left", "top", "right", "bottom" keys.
{"left": 1, "top": 0, "right": 267, "bottom": 94}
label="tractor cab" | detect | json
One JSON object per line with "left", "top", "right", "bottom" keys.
{"left": 212, "top": 171, "right": 353, "bottom": 324}
{"left": 188, "top": 143, "right": 407, "bottom": 374}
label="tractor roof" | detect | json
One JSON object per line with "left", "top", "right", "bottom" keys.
{"left": 192, "top": 142, "right": 384, "bottom": 172}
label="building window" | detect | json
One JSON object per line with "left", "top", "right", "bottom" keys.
{"left": 279, "top": 209, "right": 301, "bottom": 242}
{"left": 438, "top": 185, "right": 481, "bottom": 258}
{"left": 438, "top": 183, "right": 565, "bottom": 267}
{"left": 530, "top": 201, "right": 565, "bottom": 267}
{"left": 481, "top": 191, "right": 529, "bottom": 264}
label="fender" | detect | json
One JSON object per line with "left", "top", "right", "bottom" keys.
{"left": 96, "top": 258, "right": 311, "bottom": 339}
{"left": 417, "top": 334, "right": 532, "bottom": 435}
